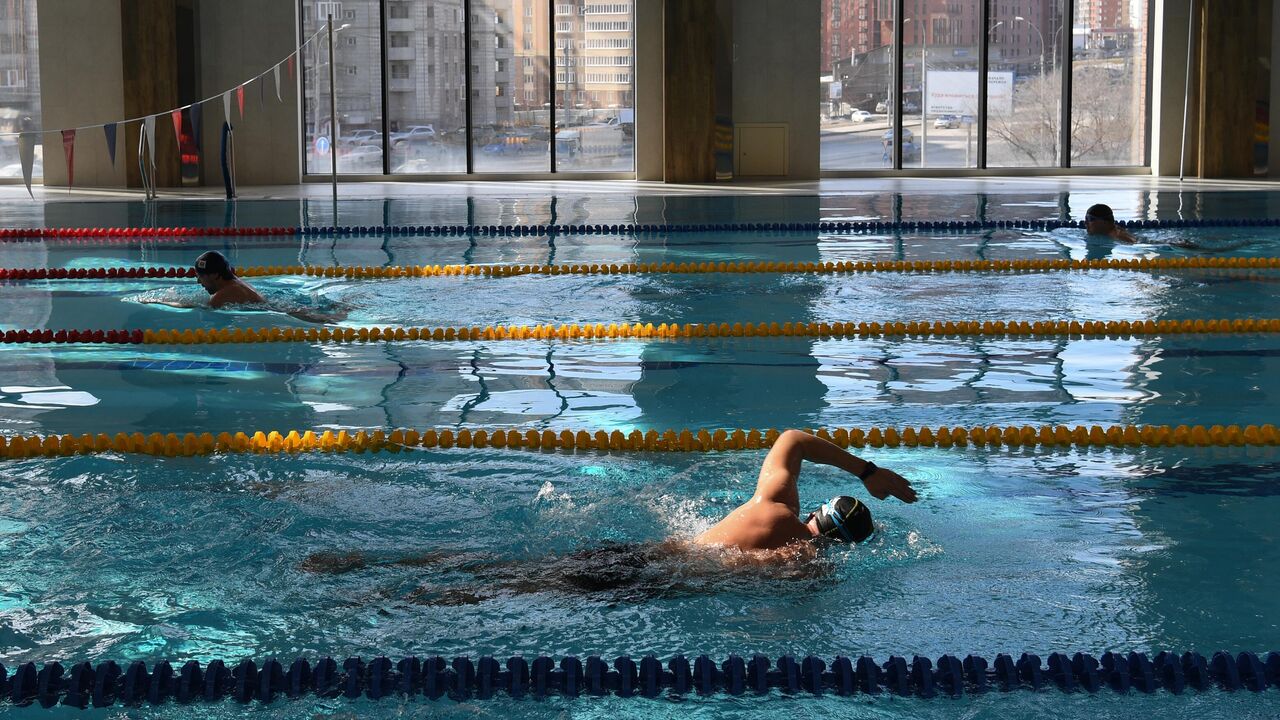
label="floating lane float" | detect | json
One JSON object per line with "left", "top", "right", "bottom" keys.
{"left": 1, "top": 319, "right": 1278, "bottom": 346}
{"left": 4, "top": 256, "right": 1280, "bottom": 281}
{"left": 2, "top": 424, "right": 1278, "bottom": 459}
{"left": 0, "top": 650, "right": 1276, "bottom": 706}
{"left": 1, "top": 216, "right": 1279, "bottom": 243}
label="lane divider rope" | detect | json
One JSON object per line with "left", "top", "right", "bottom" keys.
{"left": 4, "top": 256, "right": 1279, "bottom": 282}
{"left": 4, "top": 424, "right": 1279, "bottom": 459}
{"left": 0, "top": 216, "right": 1276, "bottom": 242}
{"left": 2, "top": 319, "right": 1277, "bottom": 346}
{"left": 0, "top": 650, "right": 1276, "bottom": 705}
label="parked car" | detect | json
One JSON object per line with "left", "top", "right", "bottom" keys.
{"left": 880, "top": 128, "right": 915, "bottom": 143}
{"left": 875, "top": 101, "right": 889, "bottom": 113}
{"left": 0, "top": 161, "right": 42, "bottom": 178}
{"left": 850, "top": 110, "right": 872, "bottom": 123}
{"left": 340, "top": 129, "right": 381, "bottom": 147}
{"left": 933, "top": 114, "right": 960, "bottom": 129}
{"left": 390, "top": 125, "right": 436, "bottom": 147}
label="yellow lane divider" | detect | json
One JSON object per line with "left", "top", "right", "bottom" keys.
{"left": 234, "top": 256, "right": 1280, "bottom": 279}
{"left": 137, "top": 318, "right": 1280, "bottom": 345}
{"left": 3, "top": 424, "right": 1278, "bottom": 459}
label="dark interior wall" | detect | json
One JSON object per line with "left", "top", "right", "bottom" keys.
{"left": 121, "top": 0, "right": 181, "bottom": 187}
{"left": 663, "top": 0, "right": 717, "bottom": 182}
{"left": 1197, "top": 0, "right": 1265, "bottom": 177}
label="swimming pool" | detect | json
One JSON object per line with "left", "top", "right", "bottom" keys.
{"left": 2, "top": 191, "right": 1279, "bottom": 717}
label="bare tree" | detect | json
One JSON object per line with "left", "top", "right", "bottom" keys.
{"left": 988, "top": 67, "right": 1135, "bottom": 166}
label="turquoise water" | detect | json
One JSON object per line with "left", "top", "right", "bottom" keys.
{"left": 2, "top": 192, "right": 1280, "bottom": 717}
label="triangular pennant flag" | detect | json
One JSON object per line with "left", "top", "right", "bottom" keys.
{"left": 190, "top": 103, "right": 203, "bottom": 152}
{"left": 236, "top": 85, "right": 245, "bottom": 119}
{"left": 17, "top": 131, "right": 36, "bottom": 198}
{"left": 223, "top": 91, "right": 232, "bottom": 127}
{"left": 274, "top": 64, "right": 282, "bottom": 102}
{"left": 103, "top": 123, "right": 118, "bottom": 165}
{"left": 287, "top": 54, "right": 295, "bottom": 81}
{"left": 170, "top": 109, "right": 184, "bottom": 154}
{"left": 144, "top": 115, "right": 157, "bottom": 170}
{"left": 61, "top": 129, "right": 76, "bottom": 187}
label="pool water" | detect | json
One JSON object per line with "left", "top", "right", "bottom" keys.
{"left": 2, "top": 191, "right": 1280, "bottom": 718}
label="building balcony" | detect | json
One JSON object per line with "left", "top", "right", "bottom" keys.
{"left": 386, "top": 18, "right": 414, "bottom": 32}
{"left": 388, "top": 77, "right": 416, "bottom": 92}
{"left": 388, "top": 47, "right": 415, "bottom": 61}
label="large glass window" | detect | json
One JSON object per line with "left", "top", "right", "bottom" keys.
{"left": 904, "top": 3, "right": 978, "bottom": 168}
{"left": 820, "top": 0, "right": 1150, "bottom": 171}
{"left": 820, "top": 0, "right": 896, "bottom": 170}
{"left": 554, "top": 0, "right": 634, "bottom": 172}
{"left": 473, "top": 0, "right": 551, "bottom": 172}
{"left": 302, "top": 0, "right": 385, "bottom": 174}
{"left": 988, "top": 3, "right": 1064, "bottom": 167}
{"left": 301, "top": 0, "right": 630, "bottom": 175}
{"left": 1071, "top": 0, "right": 1149, "bottom": 166}
{"left": 386, "top": 0, "right": 467, "bottom": 173}
{"left": 0, "top": 0, "right": 41, "bottom": 179}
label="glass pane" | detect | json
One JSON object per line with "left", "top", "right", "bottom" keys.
{"left": 386, "top": 0, "right": 467, "bottom": 174}
{"left": 302, "top": 0, "right": 385, "bottom": 174}
{"left": 820, "top": 0, "right": 896, "bottom": 170}
{"left": 1070, "top": 0, "right": 1149, "bottom": 166}
{"left": 473, "top": 0, "right": 551, "bottom": 172}
{"left": 0, "top": 0, "right": 41, "bottom": 179}
{"left": 904, "top": 3, "right": 978, "bottom": 168}
{"left": 554, "top": 1, "right": 635, "bottom": 172}
{"left": 988, "top": 4, "right": 1065, "bottom": 167}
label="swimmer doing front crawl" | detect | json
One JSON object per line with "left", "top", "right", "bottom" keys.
{"left": 303, "top": 430, "right": 918, "bottom": 603}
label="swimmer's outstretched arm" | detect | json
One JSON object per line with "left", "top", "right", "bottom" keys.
{"left": 755, "top": 430, "right": 918, "bottom": 513}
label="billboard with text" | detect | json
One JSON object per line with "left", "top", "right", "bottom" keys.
{"left": 925, "top": 71, "right": 1014, "bottom": 115}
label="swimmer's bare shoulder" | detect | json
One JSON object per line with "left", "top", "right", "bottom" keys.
{"left": 210, "top": 280, "right": 265, "bottom": 308}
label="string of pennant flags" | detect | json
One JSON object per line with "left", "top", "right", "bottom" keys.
{"left": 3, "top": 24, "right": 335, "bottom": 198}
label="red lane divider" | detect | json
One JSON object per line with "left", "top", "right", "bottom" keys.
{"left": 0, "top": 227, "right": 296, "bottom": 240}
{"left": 0, "top": 267, "right": 197, "bottom": 280}
{"left": 0, "top": 329, "right": 143, "bottom": 344}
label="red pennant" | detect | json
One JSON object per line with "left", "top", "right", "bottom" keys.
{"left": 287, "top": 54, "right": 295, "bottom": 81}
{"left": 61, "top": 129, "right": 76, "bottom": 187}
{"left": 170, "top": 110, "right": 184, "bottom": 154}
{"left": 237, "top": 86, "right": 245, "bottom": 119}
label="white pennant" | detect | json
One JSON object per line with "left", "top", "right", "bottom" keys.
{"left": 223, "top": 91, "right": 232, "bottom": 127}
{"left": 18, "top": 132, "right": 36, "bottom": 198}
{"left": 274, "top": 64, "right": 282, "bottom": 102}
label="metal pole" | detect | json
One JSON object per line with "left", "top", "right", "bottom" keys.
{"left": 978, "top": 0, "right": 989, "bottom": 168}
{"left": 1179, "top": 0, "right": 1196, "bottom": 180}
{"left": 921, "top": 29, "right": 927, "bottom": 166}
{"left": 327, "top": 14, "right": 338, "bottom": 210}
{"left": 892, "top": 0, "right": 904, "bottom": 169}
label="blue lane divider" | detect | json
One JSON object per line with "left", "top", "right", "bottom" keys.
{"left": 1, "top": 652, "right": 1278, "bottom": 706}
{"left": 290, "top": 217, "right": 1280, "bottom": 237}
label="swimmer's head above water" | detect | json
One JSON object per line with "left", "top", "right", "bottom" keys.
{"left": 194, "top": 250, "right": 235, "bottom": 295}
{"left": 193, "top": 250, "right": 266, "bottom": 308}
{"left": 1083, "top": 204, "right": 1136, "bottom": 244}
{"left": 806, "top": 496, "right": 874, "bottom": 543}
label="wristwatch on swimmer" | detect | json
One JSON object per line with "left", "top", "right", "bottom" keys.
{"left": 858, "top": 461, "right": 878, "bottom": 481}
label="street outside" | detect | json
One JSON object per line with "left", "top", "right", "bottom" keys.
{"left": 820, "top": 113, "right": 1050, "bottom": 169}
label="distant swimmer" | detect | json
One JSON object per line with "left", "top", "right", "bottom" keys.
{"left": 194, "top": 251, "right": 265, "bottom": 308}
{"left": 1083, "top": 204, "right": 1136, "bottom": 243}
{"left": 302, "top": 430, "right": 918, "bottom": 603}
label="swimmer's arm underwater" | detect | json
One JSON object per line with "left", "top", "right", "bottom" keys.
{"left": 755, "top": 430, "right": 918, "bottom": 512}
